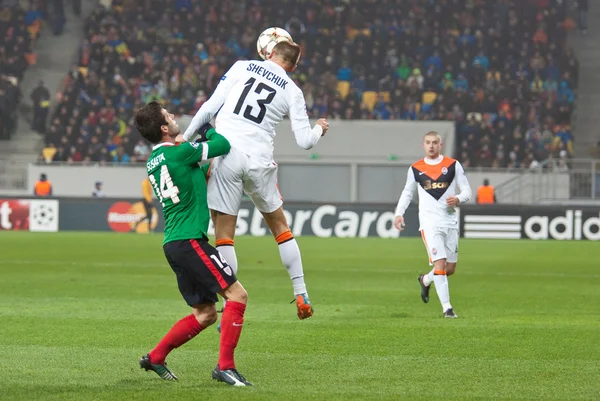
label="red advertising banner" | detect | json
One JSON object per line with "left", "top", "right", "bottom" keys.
{"left": 0, "top": 199, "right": 59, "bottom": 232}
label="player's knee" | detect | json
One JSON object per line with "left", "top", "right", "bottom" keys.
{"left": 193, "top": 308, "right": 218, "bottom": 327}
{"left": 262, "top": 208, "right": 290, "bottom": 237}
{"left": 433, "top": 259, "right": 447, "bottom": 271}
{"left": 224, "top": 281, "right": 248, "bottom": 305}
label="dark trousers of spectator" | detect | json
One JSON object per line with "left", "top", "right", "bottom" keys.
{"left": 579, "top": 10, "right": 588, "bottom": 31}
{"left": 32, "top": 107, "right": 48, "bottom": 134}
{"left": 0, "top": 114, "right": 15, "bottom": 140}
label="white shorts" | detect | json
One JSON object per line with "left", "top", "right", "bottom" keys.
{"left": 420, "top": 227, "right": 459, "bottom": 265}
{"left": 207, "top": 147, "right": 283, "bottom": 215}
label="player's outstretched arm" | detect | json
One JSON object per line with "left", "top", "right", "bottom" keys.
{"left": 181, "top": 61, "right": 245, "bottom": 142}
{"left": 394, "top": 168, "right": 417, "bottom": 230}
{"left": 289, "top": 89, "right": 328, "bottom": 150}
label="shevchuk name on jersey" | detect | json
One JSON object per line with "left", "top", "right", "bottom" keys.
{"left": 182, "top": 59, "right": 323, "bottom": 158}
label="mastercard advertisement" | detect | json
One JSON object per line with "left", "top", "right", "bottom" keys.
{"left": 106, "top": 201, "right": 159, "bottom": 233}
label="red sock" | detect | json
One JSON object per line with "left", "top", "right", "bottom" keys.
{"left": 149, "top": 314, "right": 203, "bottom": 364}
{"left": 218, "top": 301, "right": 246, "bottom": 370}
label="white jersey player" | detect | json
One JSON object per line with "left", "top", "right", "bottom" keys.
{"left": 393, "top": 131, "right": 472, "bottom": 318}
{"left": 179, "top": 41, "right": 329, "bottom": 320}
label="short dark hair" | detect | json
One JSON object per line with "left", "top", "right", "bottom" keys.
{"left": 483, "top": 179, "right": 490, "bottom": 186}
{"left": 134, "top": 101, "right": 167, "bottom": 144}
{"left": 273, "top": 41, "right": 301, "bottom": 68}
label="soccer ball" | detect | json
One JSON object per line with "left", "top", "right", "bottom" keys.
{"left": 256, "top": 27, "right": 293, "bottom": 60}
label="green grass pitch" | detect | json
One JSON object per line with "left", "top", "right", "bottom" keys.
{"left": 0, "top": 231, "right": 599, "bottom": 400}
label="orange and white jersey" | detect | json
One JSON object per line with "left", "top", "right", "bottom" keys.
{"left": 394, "top": 155, "right": 472, "bottom": 230}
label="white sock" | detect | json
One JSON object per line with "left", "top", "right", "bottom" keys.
{"left": 216, "top": 242, "right": 238, "bottom": 310}
{"left": 277, "top": 235, "right": 307, "bottom": 296}
{"left": 432, "top": 271, "right": 452, "bottom": 312}
{"left": 423, "top": 268, "right": 435, "bottom": 286}
{"left": 216, "top": 244, "right": 238, "bottom": 274}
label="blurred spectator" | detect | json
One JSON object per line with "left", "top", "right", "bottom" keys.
{"left": 0, "top": 1, "right": 41, "bottom": 139}
{"left": 41, "top": 142, "right": 57, "bottom": 162}
{"left": 31, "top": 80, "right": 51, "bottom": 134}
{"left": 92, "top": 181, "right": 104, "bottom": 197}
{"left": 34, "top": 173, "right": 52, "bottom": 196}
{"left": 42, "top": 0, "right": 579, "bottom": 170}
{"left": 0, "top": 76, "right": 20, "bottom": 139}
{"left": 476, "top": 179, "right": 497, "bottom": 204}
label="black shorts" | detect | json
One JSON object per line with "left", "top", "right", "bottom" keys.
{"left": 163, "top": 238, "right": 238, "bottom": 306}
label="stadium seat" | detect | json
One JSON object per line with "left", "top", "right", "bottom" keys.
{"left": 337, "top": 81, "right": 350, "bottom": 100}
{"left": 379, "top": 91, "right": 391, "bottom": 103}
{"left": 361, "top": 91, "right": 378, "bottom": 112}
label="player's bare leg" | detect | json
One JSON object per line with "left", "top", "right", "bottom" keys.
{"left": 140, "top": 303, "right": 216, "bottom": 380}
{"left": 212, "top": 210, "right": 238, "bottom": 316}
{"left": 430, "top": 259, "right": 457, "bottom": 318}
{"left": 262, "top": 206, "right": 313, "bottom": 319}
{"left": 445, "top": 262, "right": 456, "bottom": 276}
{"left": 212, "top": 281, "right": 252, "bottom": 386}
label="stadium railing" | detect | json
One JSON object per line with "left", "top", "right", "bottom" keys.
{"left": 5, "top": 158, "right": 597, "bottom": 204}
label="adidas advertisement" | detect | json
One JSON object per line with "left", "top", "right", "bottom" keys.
{"left": 461, "top": 206, "right": 600, "bottom": 241}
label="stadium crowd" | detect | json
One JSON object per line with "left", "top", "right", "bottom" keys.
{"left": 0, "top": 0, "right": 44, "bottom": 140}
{"left": 41, "top": 0, "right": 579, "bottom": 169}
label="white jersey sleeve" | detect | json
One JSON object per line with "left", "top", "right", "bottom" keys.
{"left": 394, "top": 168, "right": 417, "bottom": 217}
{"left": 454, "top": 161, "right": 472, "bottom": 204}
{"left": 288, "top": 87, "right": 323, "bottom": 150}
{"left": 182, "top": 61, "right": 245, "bottom": 142}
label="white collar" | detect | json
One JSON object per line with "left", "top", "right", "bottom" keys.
{"left": 424, "top": 155, "right": 444, "bottom": 165}
{"left": 152, "top": 142, "right": 176, "bottom": 150}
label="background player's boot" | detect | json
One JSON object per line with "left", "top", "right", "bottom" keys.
{"left": 295, "top": 293, "right": 313, "bottom": 319}
{"left": 139, "top": 354, "right": 178, "bottom": 381}
{"left": 212, "top": 365, "right": 253, "bottom": 386}
{"left": 418, "top": 274, "right": 430, "bottom": 303}
{"left": 443, "top": 308, "right": 458, "bottom": 318}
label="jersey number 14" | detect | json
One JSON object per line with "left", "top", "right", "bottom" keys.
{"left": 233, "top": 77, "right": 276, "bottom": 124}
{"left": 149, "top": 165, "right": 180, "bottom": 206}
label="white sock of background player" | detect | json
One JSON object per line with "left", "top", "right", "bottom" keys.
{"left": 432, "top": 268, "right": 452, "bottom": 312}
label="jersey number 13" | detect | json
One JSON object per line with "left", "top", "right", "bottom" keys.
{"left": 233, "top": 77, "right": 276, "bottom": 124}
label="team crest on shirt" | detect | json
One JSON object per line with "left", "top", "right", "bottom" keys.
{"left": 190, "top": 142, "right": 200, "bottom": 149}
{"left": 441, "top": 167, "right": 448, "bottom": 175}
{"left": 432, "top": 248, "right": 437, "bottom": 255}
